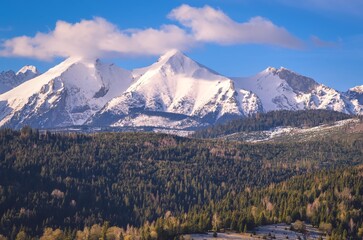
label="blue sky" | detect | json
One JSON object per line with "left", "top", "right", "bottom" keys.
{"left": 0, "top": 0, "right": 362, "bottom": 91}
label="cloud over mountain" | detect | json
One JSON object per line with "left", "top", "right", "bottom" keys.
{"left": 0, "top": 18, "right": 194, "bottom": 60}
{"left": 169, "top": 5, "right": 303, "bottom": 48}
{"left": 0, "top": 5, "right": 302, "bottom": 60}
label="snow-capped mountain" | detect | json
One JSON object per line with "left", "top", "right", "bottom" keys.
{"left": 345, "top": 85, "right": 363, "bottom": 114}
{"left": 0, "top": 65, "right": 39, "bottom": 94}
{"left": 0, "top": 58, "right": 132, "bottom": 128}
{"left": 0, "top": 50, "right": 361, "bottom": 131}
{"left": 233, "top": 67, "right": 357, "bottom": 114}
{"left": 89, "top": 50, "right": 262, "bottom": 128}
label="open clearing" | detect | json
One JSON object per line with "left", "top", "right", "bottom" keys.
{"left": 184, "top": 223, "right": 326, "bottom": 240}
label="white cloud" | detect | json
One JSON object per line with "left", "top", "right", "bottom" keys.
{"left": 169, "top": 5, "right": 303, "bottom": 49}
{"left": 0, "top": 5, "right": 302, "bottom": 60}
{"left": 0, "top": 17, "right": 194, "bottom": 60}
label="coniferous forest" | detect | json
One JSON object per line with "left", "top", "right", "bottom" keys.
{"left": 193, "top": 109, "right": 352, "bottom": 138}
{"left": 0, "top": 111, "right": 363, "bottom": 239}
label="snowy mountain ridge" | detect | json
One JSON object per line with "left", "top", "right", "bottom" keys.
{"left": 233, "top": 67, "right": 361, "bottom": 115}
{"left": 0, "top": 50, "right": 361, "bottom": 131}
{"left": 0, "top": 57, "right": 132, "bottom": 128}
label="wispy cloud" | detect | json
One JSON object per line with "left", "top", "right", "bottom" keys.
{"left": 310, "top": 36, "right": 340, "bottom": 48}
{"left": 0, "top": 5, "right": 302, "bottom": 60}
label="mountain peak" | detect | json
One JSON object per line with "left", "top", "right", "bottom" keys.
{"left": 262, "top": 66, "right": 319, "bottom": 93}
{"left": 16, "top": 65, "right": 38, "bottom": 76}
{"left": 350, "top": 85, "right": 363, "bottom": 93}
{"left": 264, "top": 67, "right": 277, "bottom": 73}
{"left": 264, "top": 66, "right": 292, "bottom": 75}
{"left": 140, "top": 49, "right": 199, "bottom": 76}
{"left": 132, "top": 50, "right": 191, "bottom": 80}
{"left": 41, "top": 57, "right": 103, "bottom": 79}
{"left": 159, "top": 49, "right": 185, "bottom": 60}
{"left": 156, "top": 49, "right": 189, "bottom": 67}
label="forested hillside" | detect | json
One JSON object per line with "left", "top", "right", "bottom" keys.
{"left": 192, "top": 110, "right": 352, "bottom": 138}
{"left": 188, "top": 166, "right": 363, "bottom": 239}
{"left": 0, "top": 127, "right": 362, "bottom": 239}
{"left": 121, "top": 165, "right": 363, "bottom": 240}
